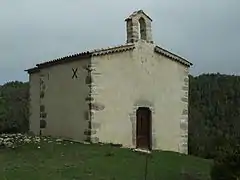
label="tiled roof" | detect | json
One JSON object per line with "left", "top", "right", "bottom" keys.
{"left": 25, "top": 43, "right": 135, "bottom": 73}
{"left": 92, "top": 43, "right": 135, "bottom": 56}
{"left": 125, "top": 10, "right": 152, "bottom": 21}
{"left": 26, "top": 67, "right": 40, "bottom": 74}
{"left": 36, "top": 51, "right": 91, "bottom": 68}
{"left": 25, "top": 43, "right": 192, "bottom": 74}
{"left": 154, "top": 46, "right": 192, "bottom": 67}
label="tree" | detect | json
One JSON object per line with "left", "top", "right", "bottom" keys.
{"left": 0, "top": 81, "right": 29, "bottom": 133}
{"left": 211, "top": 143, "right": 240, "bottom": 180}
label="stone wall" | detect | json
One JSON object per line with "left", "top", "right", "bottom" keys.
{"left": 29, "top": 58, "right": 90, "bottom": 142}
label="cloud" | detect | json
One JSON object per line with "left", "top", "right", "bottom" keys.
{"left": 0, "top": 0, "right": 239, "bottom": 84}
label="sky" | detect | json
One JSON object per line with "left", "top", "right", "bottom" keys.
{"left": 0, "top": 0, "right": 240, "bottom": 84}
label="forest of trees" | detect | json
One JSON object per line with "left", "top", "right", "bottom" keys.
{"left": 189, "top": 74, "right": 240, "bottom": 159}
{"left": 0, "top": 74, "right": 240, "bottom": 160}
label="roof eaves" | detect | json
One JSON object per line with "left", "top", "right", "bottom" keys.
{"left": 154, "top": 46, "right": 193, "bottom": 67}
{"left": 36, "top": 51, "right": 92, "bottom": 68}
{"left": 25, "top": 51, "right": 92, "bottom": 74}
{"left": 24, "top": 67, "right": 40, "bottom": 74}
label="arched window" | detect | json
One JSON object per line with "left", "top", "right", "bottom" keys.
{"left": 138, "top": 17, "right": 147, "bottom": 40}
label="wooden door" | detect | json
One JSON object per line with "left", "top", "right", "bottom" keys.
{"left": 136, "top": 107, "right": 151, "bottom": 150}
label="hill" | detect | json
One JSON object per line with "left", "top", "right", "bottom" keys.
{"left": 0, "top": 136, "right": 212, "bottom": 180}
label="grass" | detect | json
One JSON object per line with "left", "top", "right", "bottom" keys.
{"left": 0, "top": 139, "right": 212, "bottom": 180}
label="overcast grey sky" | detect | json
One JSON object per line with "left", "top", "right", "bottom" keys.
{"left": 0, "top": 0, "right": 239, "bottom": 84}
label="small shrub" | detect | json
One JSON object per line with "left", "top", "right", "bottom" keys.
{"left": 210, "top": 144, "right": 240, "bottom": 180}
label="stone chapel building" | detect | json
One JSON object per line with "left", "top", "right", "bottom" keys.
{"left": 26, "top": 10, "right": 192, "bottom": 154}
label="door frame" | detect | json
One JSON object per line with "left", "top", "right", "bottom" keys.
{"left": 136, "top": 107, "right": 152, "bottom": 150}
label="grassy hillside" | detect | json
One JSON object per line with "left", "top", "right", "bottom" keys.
{"left": 0, "top": 138, "right": 212, "bottom": 180}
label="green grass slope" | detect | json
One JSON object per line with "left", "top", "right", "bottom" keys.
{"left": 0, "top": 140, "right": 212, "bottom": 180}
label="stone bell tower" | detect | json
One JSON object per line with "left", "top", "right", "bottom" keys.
{"left": 125, "top": 10, "right": 153, "bottom": 44}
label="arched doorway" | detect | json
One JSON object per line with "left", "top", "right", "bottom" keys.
{"left": 136, "top": 107, "right": 152, "bottom": 150}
